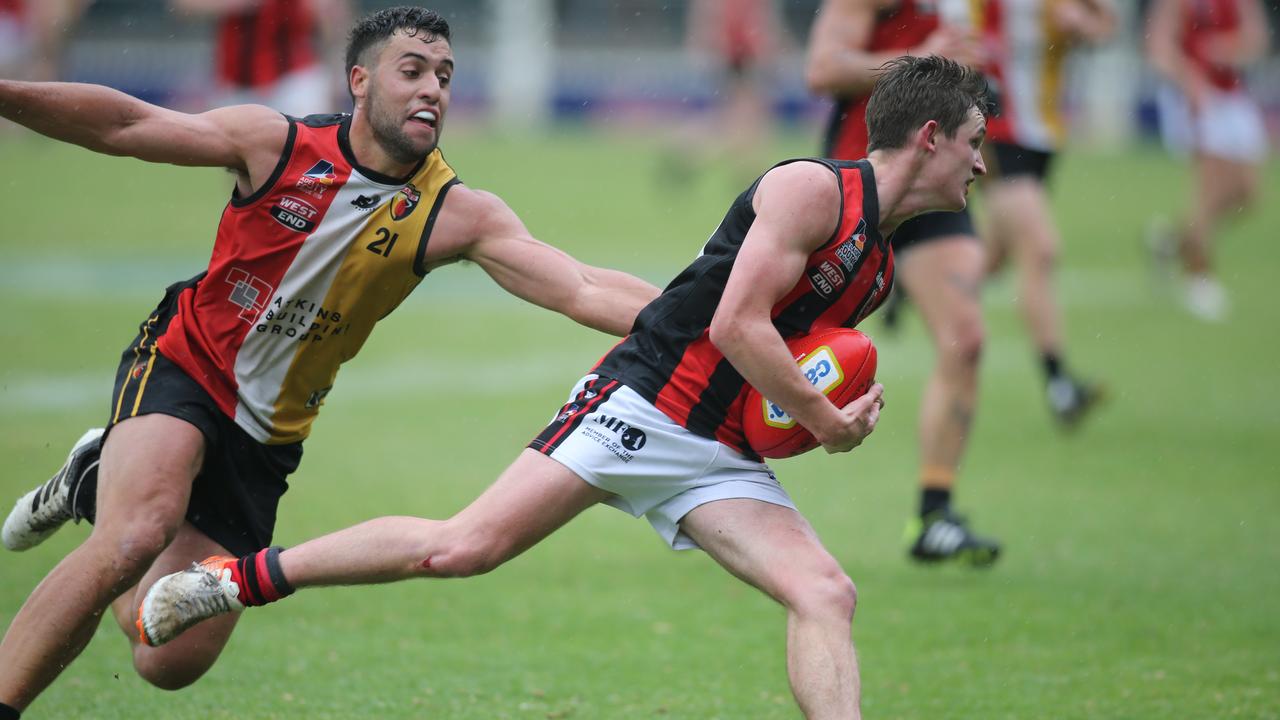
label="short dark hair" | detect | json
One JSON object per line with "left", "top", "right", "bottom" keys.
{"left": 865, "top": 55, "right": 991, "bottom": 153}
{"left": 345, "top": 7, "right": 452, "bottom": 84}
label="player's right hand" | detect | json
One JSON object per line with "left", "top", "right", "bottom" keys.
{"left": 819, "top": 383, "right": 885, "bottom": 455}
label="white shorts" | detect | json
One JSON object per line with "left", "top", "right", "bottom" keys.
{"left": 529, "top": 375, "right": 794, "bottom": 550}
{"left": 1157, "top": 82, "right": 1269, "bottom": 164}
{"left": 214, "top": 64, "right": 332, "bottom": 118}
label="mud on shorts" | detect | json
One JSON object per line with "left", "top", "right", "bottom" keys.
{"left": 528, "top": 375, "right": 795, "bottom": 550}
{"left": 105, "top": 277, "right": 303, "bottom": 556}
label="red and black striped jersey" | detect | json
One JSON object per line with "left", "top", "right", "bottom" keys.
{"left": 824, "top": 0, "right": 941, "bottom": 160}
{"left": 215, "top": 0, "right": 318, "bottom": 90}
{"left": 1181, "top": 0, "right": 1244, "bottom": 91}
{"left": 151, "top": 113, "right": 459, "bottom": 444}
{"left": 593, "top": 158, "right": 894, "bottom": 455}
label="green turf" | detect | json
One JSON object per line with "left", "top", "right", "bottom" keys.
{"left": 1, "top": 127, "right": 1278, "bottom": 719}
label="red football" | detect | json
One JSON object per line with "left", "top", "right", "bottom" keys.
{"left": 742, "top": 328, "right": 877, "bottom": 459}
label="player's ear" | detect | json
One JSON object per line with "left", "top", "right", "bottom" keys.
{"left": 349, "top": 65, "right": 370, "bottom": 105}
{"left": 916, "top": 119, "right": 940, "bottom": 153}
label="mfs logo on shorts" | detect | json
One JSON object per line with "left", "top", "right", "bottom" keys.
{"left": 595, "top": 415, "right": 647, "bottom": 452}
{"left": 761, "top": 346, "right": 845, "bottom": 429}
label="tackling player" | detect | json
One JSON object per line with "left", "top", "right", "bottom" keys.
{"left": 0, "top": 7, "right": 659, "bottom": 717}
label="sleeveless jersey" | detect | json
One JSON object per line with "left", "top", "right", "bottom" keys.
{"left": 982, "top": 0, "right": 1070, "bottom": 150}
{"left": 593, "top": 159, "right": 894, "bottom": 455}
{"left": 153, "top": 114, "right": 460, "bottom": 444}
{"left": 1181, "top": 0, "right": 1244, "bottom": 91}
{"left": 216, "top": 0, "right": 318, "bottom": 90}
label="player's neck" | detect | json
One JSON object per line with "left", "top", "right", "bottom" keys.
{"left": 347, "top": 112, "right": 422, "bottom": 179}
{"left": 865, "top": 150, "right": 927, "bottom": 235}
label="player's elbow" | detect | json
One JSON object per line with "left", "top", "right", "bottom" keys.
{"left": 708, "top": 314, "right": 748, "bottom": 354}
{"left": 804, "top": 59, "right": 840, "bottom": 97}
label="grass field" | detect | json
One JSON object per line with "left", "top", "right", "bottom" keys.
{"left": 1, "top": 126, "right": 1278, "bottom": 719}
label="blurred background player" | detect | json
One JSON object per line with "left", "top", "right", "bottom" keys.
{"left": 0, "top": 0, "right": 92, "bottom": 82}
{"left": 978, "top": 0, "right": 1114, "bottom": 426}
{"left": 1145, "top": 0, "right": 1271, "bottom": 322}
{"left": 664, "top": 0, "right": 786, "bottom": 187}
{"left": 170, "top": 0, "right": 352, "bottom": 116}
{"left": 806, "top": 0, "right": 1000, "bottom": 566}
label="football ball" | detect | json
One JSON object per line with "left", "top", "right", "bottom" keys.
{"left": 742, "top": 328, "right": 877, "bottom": 458}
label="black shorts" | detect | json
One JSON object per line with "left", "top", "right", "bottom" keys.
{"left": 888, "top": 209, "right": 976, "bottom": 254}
{"left": 985, "top": 141, "right": 1056, "bottom": 182}
{"left": 107, "top": 278, "right": 303, "bottom": 556}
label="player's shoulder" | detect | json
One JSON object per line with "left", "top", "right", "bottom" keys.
{"left": 759, "top": 159, "right": 842, "bottom": 204}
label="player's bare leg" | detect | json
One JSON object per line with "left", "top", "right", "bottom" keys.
{"left": 1177, "top": 153, "right": 1259, "bottom": 321}
{"left": 985, "top": 178, "right": 1103, "bottom": 426}
{"left": 896, "top": 237, "right": 984, "bottom": 486}
{"left": 279, "top": 450, "right": 610, "bottom": 585}
{"left": 138, "top": 450, "right": 611, "bottom": 645}
{"left": 0, "top": 415, "right": 202, "bottom": 711}
{"left": 892, "top": 237, "right": 998, "bottom": 564}
{"left": 681, "top": 498, "right": 859, "bottom": 720}
{"left": 107, "top": 522, "right": 242, "bottom": 689}
{"left": 983, "top": 179, "right": 1063, "bottom": 356}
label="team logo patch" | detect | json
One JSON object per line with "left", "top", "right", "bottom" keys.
{"left": 391, "top": 184, "right": 421, "bottom": 221}
{"left": 762, "top": 346, "right": 845, "bottom": 429}
{"left": 808, "top": 266, "right": 836, "bottom": 298}
{"left": 270, "top": 195, "right": 320, "bottom": 233}
{"left": 131, "top": 365, "right": 145, "bottom": 380}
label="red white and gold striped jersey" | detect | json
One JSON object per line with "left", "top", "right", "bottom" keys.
{"left": 154, "top": 114, "right": 459, "bottom": 444}
{"left": 982, "top": 0, "right": 1071, "bottom": 150}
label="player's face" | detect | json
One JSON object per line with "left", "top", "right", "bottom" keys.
{"left": 929, "top": 106, "right": 987, "bottom": 211}
{"left": 364, "top": 31, "right": 453, "bottom": 165}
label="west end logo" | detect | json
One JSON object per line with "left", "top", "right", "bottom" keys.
{"left": 761, "top": 346, "right": 845, "bottom": 429}
{"left": 391, "top": 184, "right": 421, "bottom": 221}
{"left": 270, "top": 195, "right": 320, "bottom": 233}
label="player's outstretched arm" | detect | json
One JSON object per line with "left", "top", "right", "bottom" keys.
{"left": 709, "top": 161, "right": 880, "bottom": 454}
{"left": 0, "top": 80, "right": 287, "bottom": 173}
{"left": 461, "top": 189, "right": 661, "bottom": 336}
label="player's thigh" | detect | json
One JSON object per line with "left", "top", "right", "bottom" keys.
{"left": 983, "top": 178, "right": 1058, "bottom": 258}
{"left": 895, "top": 237, "right": 985, "bottom": 347}
{"left": 1197, "top": 154, "right": 1259, "bottom": 214}
{"left": 680, "top": 498, "right": 846, "bottom": 604}
{"left": 93, "top": 414, "right": 206, "bottom": 546}
{"left": 446, "top": 449, "right": 612, "bottom": 560}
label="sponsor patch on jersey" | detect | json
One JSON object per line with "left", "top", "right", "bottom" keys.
{"left": 271, "top": 195, "right": 320, "bottom": 233}
{"left": 351, "top": 194, "right": 382, "bottom": 210}
{"left": 224, "top": 268, "right": 274, "bottom": 324}
{"left": 303, "top": 160, "right": 336, "bottom": 184}
{"left": 835, "top": 219, "right": 868, "bottom": 272}
{"left": 808, "top": 265, "right": 836, "bottom": 298}
{"left": 391, "top": 183, "right": 421, "bottom": 221}
{"left": 296, "top": 160, "right": 337, "bottom": 198}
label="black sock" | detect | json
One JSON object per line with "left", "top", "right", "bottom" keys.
{"left": 1042, "top": 353, "right": 1063, "bottom": 382}
{"left": 231, "top": 546, "right": 296, "bottom": 607}
{"left": 0, "top": 701, "right": 22, "bottom": 719}
{"left": 920, "top": 488, "right": 952, "bottom": 518}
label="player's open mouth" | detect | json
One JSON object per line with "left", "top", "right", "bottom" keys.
{"left": 409, "top": 110, "right": 438, "bottom": 129}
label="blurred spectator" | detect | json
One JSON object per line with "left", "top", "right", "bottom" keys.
{"left": 664, "top": 0, "right": 786, "bottom": 186}
{"left": 978, "top": 0, "right": 1113, "bottom": 424}
{"left": 171, "top": 0, "right": 352, "bottom": 116}
{"left": 1145, "top": 0, "right": 1271, "bottom": 322}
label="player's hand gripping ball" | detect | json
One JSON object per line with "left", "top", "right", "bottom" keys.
{"left": 743, "top": 328, "right": 877, "bottom": 459}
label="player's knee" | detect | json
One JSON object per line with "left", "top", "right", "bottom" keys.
{"left": 133, "top": 648, "right": 215, "bottom": 691}
{"left": 86, "top": 523, "right": 172, "bottom": 581}
{"left": 939, "top": 319, "right": 984, "bottom": 372}
{"left": 782, "top": 568, "right": 858, "bottom": 621}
